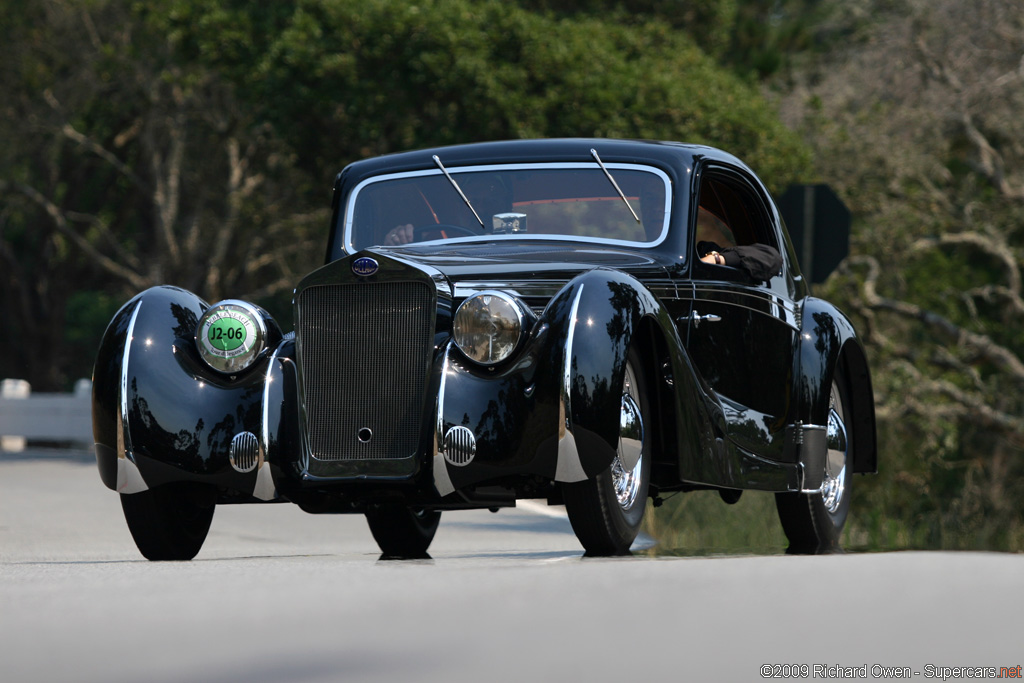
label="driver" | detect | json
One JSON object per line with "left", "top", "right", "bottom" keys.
{"left": 381, "top": 172, "right": 511, "bottom": 246}
{"left": 694, "top": 207, "right": 781, "bottom": 281}
{"left": 385, "top": 223, "right": 415, "bottom": 245}
{"left": 384, "top": 223, "right": 471, "bottom": 245}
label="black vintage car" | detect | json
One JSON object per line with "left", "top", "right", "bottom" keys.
{"left": 92, "top": 138, "right": 876, "bottom": 560}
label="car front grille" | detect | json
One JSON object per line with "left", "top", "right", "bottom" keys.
{"left": 296, "top": 281, "right": 435, "bottom": 462}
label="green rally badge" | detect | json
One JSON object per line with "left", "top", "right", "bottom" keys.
{"left": 207, "top": 315, "right": 248, "bottom": 352}
{"left": 196, "top": 301, "right": 266, "bottom": 373}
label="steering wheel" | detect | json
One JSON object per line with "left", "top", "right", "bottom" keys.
{"left": 412, "top": 224, "right": 481, "bottom": 240}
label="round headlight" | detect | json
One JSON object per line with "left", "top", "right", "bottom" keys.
{"left": 453, "top": 291, "right": 525, "bottom": 365}
{"left": 196, "top": 300, "right": 267, "bottom": 374}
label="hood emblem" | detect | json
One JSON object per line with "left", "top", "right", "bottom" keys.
{"left": 352, "top": 256, "right": 379, "bottom": 277}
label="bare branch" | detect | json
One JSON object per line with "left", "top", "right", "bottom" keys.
{"left": 204, "top": 137, "right": 266, "bottom": 297}
{"left": 80, "top": 6, "right": 103, "bottom": 51}
{"left": 244, "top": 242, "right": 312, "bottom": 272}
{"left": 910, "top": 20, "right": 1024, "bottom": 202}
{"left": 850, "top": 255, "right": 1024, "bottom": 383}
{"left": 113, "top": 118, "right": 142, "bottom": 149}
{"left": 967, "top": 284, "right": 1024, "bottom": 318}
{"left": 1, "top": 180, "right": 151, "bottom": 291}
{"left": 915, "top": 370, "right": 1023, "bottom": 434}
{"left": 58, "top": 122, "right": 148, "bottom": 192}
{"left": 961, "top": 112, "right": 1024, "bottom": 201}
{"left": 64, "top": 210, "right": 143, "bottom": 271}
{"left": 42, "top": 88, "right": 148, "bottom": 192}
{"left": 874, "top": 360, "right": 1024, "bottom": 436}
{"left": 927, "top": 346, "right": 987, "bottom": 393}
{"left": 914, "top": 35, "right": 963, "bottom": 92}
{"left": 910, "top": 230, "right": 1021, "bottom": 293}
{"left": 243, "top": 276, "right": 301, "bottom": 301}
{"left": 148, "top": 113, "right": 185, "bottom": 269}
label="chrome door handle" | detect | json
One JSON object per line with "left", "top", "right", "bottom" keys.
{"left": 677, "top": 311, "right": 722, "bottom": 328}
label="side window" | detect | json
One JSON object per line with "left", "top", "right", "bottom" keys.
{"left": 693, "top": 170, "right": 783, "bottom": 283}
{"left": 696, "top": 175, "right": 776, "bottom": 249}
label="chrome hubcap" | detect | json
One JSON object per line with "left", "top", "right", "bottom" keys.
{"left": 611, "top": 364, "right": 644, "bottom": 511}
{"left": 821, "top": 382, "right": 848, "bottom": 514}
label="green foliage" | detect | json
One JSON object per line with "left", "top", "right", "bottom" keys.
{"left": 0, "top": 0, "right": 810, "bottom": 390}
{"left": 726, "top": 0, "right": 836, "bottom": 78}
{"left": 846, "top": 419, "right": 1024, "bottom": 552}
{"left": 64, "top": 290, "right": 122, "bottom": 380}
{"left": 511, "top": 0, "right": 739, "bottom": 58}
{"left": 146, "top": 0, "right": 810, "bottom": 190}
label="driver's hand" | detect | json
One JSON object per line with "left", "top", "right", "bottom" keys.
{"left": 385, "top": 223, "right": 414, "bottom": 245}
{"left": 700, "top": 251, "right": 723, "bottom": 265}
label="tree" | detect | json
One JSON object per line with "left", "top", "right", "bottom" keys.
{"left": 779, "top": 0, "right": 1024, "bottom": 549}
{"left": 0, "top": 1, "right": 323, "bottom": 388}
{"left": 0, "top": 0, "right": 810, "bottom": 392}
{"left": 159, "top": 0, "right": 809, "bottom": 187}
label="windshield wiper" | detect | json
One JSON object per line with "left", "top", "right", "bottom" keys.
{"left": 590, "top": 148, "right": 641, "bottom": 224}
{"left": 433, "top": 155, "right": 485, "bottom": 230}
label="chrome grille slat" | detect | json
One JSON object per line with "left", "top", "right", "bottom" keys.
{"left": 297, "top": 282, "right": 434, "bottom": 462}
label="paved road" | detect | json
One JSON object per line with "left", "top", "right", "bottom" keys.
{"left": 1, "top": 451, "right": 1021, "bottom": 683}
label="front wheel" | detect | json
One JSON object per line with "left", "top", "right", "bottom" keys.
{"left": 563, "top": 351, "right": 651, "bottom": 556}
{"left": 365, "top": 506, "right": 441, "bottom": 558}
{"left": 120, "top": 482, "right": 216, "bottom": 561}
{"left": 776, "top": 374, "right": 852, "bottom": 554}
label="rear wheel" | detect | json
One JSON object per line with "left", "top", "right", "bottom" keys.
{"left": 563, "top": 351, "right": 651, "bottom": 556}
{"left": 120, "top": 482, "right": 216, "bottom": 561}
{"left": 776, "top": 374, "right": 852, "bottom": 554}
{"left": 365, "top": 506, "right": 441, "bottom": 558}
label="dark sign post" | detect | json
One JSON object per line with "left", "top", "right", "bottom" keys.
{"left": 778, "top": 184, "right": 851, "bottom": 284}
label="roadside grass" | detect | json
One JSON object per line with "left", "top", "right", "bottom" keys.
{"left": 641, "top": 489, "right": 788, "bottom": 556}
{"left": 642, "top": 482, "right": 1024, "bottom": 554}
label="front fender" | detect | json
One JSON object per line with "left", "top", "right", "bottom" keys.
{"left": 92, "top": 286, "right": 283, "bottom": 497}
{"left": 546, "top": 268, "right": 666, "bottom": 482}
{"left": 433, "top": 268, "right": 674, "bottom": 495}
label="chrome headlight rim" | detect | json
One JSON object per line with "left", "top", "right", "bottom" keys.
{"left": 195, "top": 299, "right": 268, "bottom": 374}
{"left": 453, "top": 290, "right": 526, "bottom": 367}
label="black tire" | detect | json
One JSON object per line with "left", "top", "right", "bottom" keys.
{"left": 775, "top": 373, "right": 853, "bottom": 554}
{"left": 365, "top": 506, "right": 441, "bottom": 559}
{"left": 563, "top": 350, "right": 651, "bottom": 556}
{"left": 120, "top": 482, "right": 216, "bottom": 561}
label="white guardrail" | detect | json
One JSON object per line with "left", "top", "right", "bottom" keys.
{"left": 0, "top": 378, "right": 93, "bottom": 451}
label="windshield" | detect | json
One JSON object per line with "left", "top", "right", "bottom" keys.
{"left": 342, "top": 162, "right": 671, "bottom": 252}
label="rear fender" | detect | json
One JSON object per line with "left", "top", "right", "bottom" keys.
{"left": 796, "top": 298, "right": 877, "bottom": 476}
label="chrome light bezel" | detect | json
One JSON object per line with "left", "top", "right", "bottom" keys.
{"left": 195, "top": 300, "right": 268, "bottom": 374}
{"left": 452, "top": 291, "right": 526, "bottom": 366}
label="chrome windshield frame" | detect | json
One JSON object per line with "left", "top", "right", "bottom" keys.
{"left": 341, "top": 162, "right": 673, "bottom": 254}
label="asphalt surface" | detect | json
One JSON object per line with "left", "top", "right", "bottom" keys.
{"left": 1, "top": 450, "right": 1021, "bottom": 683}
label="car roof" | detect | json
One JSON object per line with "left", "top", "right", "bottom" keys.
{"left": 334, "top": 138, "right": 751, "bottom": 182}
{"left": 325, "top": 138, "right": 770, "bottom": 268}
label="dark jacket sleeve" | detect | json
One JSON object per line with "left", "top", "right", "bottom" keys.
{"left": 697, "top": 241, "right": 783, "bottom": 282}
{"left": 721, "top": 244, "right": 783, "bottom": 281}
